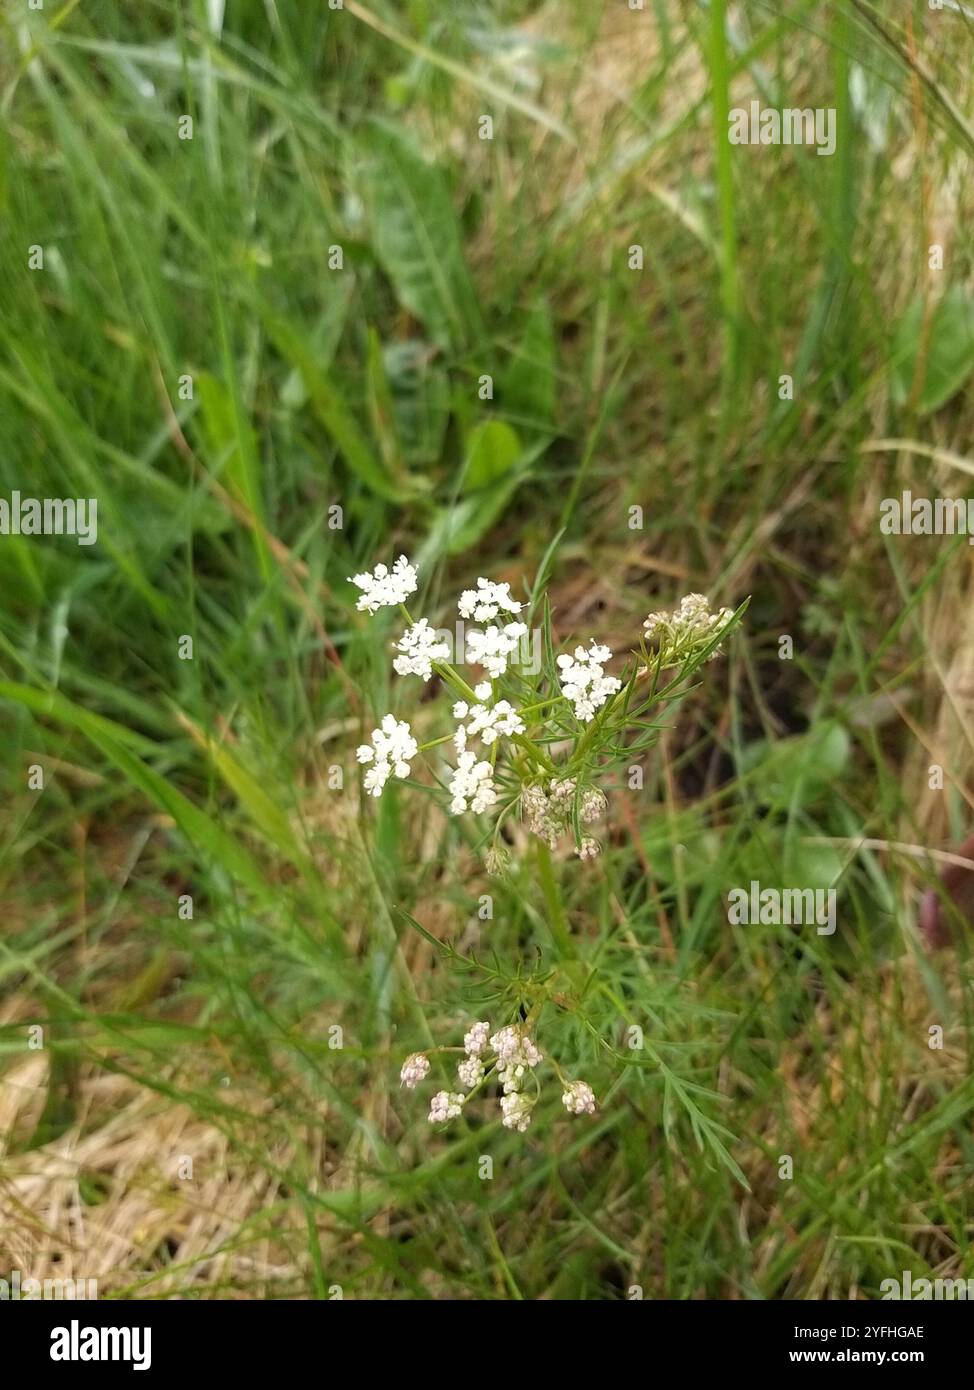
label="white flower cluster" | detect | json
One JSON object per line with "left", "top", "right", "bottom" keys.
{"left": 457, "top": 1055, "right": 485, "bottom": 1088}
{"left": 349, "top": 563, "right": 736, "bottom": 871}
{"left": 465, "top": 621, "right": 528, "bottom": 679}
{"left": 349, "top": 561, "right": 529, "bottom": 812}
{"left": 448, "top": 751, "right": 497, "bottom": 815}
{"left": 464, "top": 1020, "right": 490, "bottom": 1055}
{"left": 428, "top": 1091, "right": 464, "bottom": 1123}
{"left": 402, "top": 1020, "right": 595, "bottom": 1137}
{"left": 561, "top": 1080, "right": 597, "bottom": 1116}
{"left": 348, "top": 555, "right": 417, "bottom": 613}
{"left": 643, "top": 593, "right": 734, "bottom": 663}
{"left": 356, "top": 715, "right": 418, "bottom": 796}
{"left": 393, "top": 619, "right": 450, "bottom": 680}
{"left": 454, "top": 694, "right": 524, "bottom": 749}
{"left": 556, "top": 642, "right": 621, "bottom": 722}
{"left": 400, "top": 1053, "right": 430, "bottom": 1089}
{"left": 458, "top": 578, "right": 523, "bottom": 622}
{"left": 522, "top": 777, "right": 607, "bottom": 856}
{"left": 483, "top": 845, "right": 510, "bottom": 876}
{"left": 490, "top": 1024, "right": 543, "bottom": 1113}
{"left": 500, "top": 1092, "right": 535, "bottom": 1133}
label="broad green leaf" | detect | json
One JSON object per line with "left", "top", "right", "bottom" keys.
{"left": 280, "top": 277, "right": 353, "bottom": 410}
{"left": 365, "top": 326, "right": 405, "bottom": 482}
{"left": 892, "top": 287, "right": 974, "bottom": 415}
{"left": 503, "top": 301, "right": 556, "bottom": 435}
{"left": 257, "top": 301, "right": 408, "bottom": 502}
{"left": 359, "top": 119, "right": 482, "bottom": 349}
{"left": 781, "top": 842, "right": 845, "bottom": 892}
{"left": 419, "top": 431, "right": 548, "bottom": 559}
{"left": 463, "top": 419, "right": 521, "bottom": 491}
{"left": 383, "top": 340, "right": 450, "bottom": 466}
{"left": 743, "top": 723, "right": 851, "bottom": 807}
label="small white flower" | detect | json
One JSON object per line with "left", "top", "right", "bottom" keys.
{"left": 484, "top": 844, "right": 509, "bottom": 875}
{"left": 643, "top": 593, "right": 734, "bottom": 663}
{"left": 498, "top": 1062, "right": 529, "bottom": 1094}
{"left": 465, "top": 698, "right": 525, "bottom": 746}
{"left": 356, "top": 715, "right": 417, "bottom": 796}
{"left": 463, "top": 1021, "right": 491, "bottom": 1056}
{"left": 473, "top": 682, "right": 492, "bottom": 701}
{"left": 452, "top": 701, "right": 469, "bottom": 719}
{"left": 524, "top": 778, "right": 608, "bottom": 852}
{"left": 458, "top": 578, "right": 523, "bottom": 623}
{"left": 490, "top": 1026, "right": 542, "bottom": 1072}
{"left": 490, "top": 1025, "right": 521, "bottom": 1065}
{"left": 393, "top": 619, "right": 450, "bottom": 680}
{"left": 557, "top": 641, "right": 622, "bottom": 723}
{"left": 458, "top": 1056, "right": 485, "bottom": 1088}
{"left": 522, "top": 784, "right": 559, "bottom": 848}
{"left": 548, "top": 777, "right": 576, "bottom": 805}
{"left": 348, "top": 555, "right": 418, "bottom": 614}
{"left": 400, "top": 1053, "right": 430, "bottom": 1089}
{"left": 465, "top": 622, "right": 528, "bottom": 679}
{"left": 562, "top": 1080, "right": 597, "bottom": 1116}
{"left": 500, "top": 1091, "right": 535, "bottom": 1132}
{"left": 549, "top": 779, "right": 605, "bottom": 821}
{"left": 448, "top": 750, "right": 497, "bottom": 815}
{"left": 428, "top": 1090, "right": 465, "bottom": 1124}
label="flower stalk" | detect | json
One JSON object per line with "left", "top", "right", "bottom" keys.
{"left": 349, "top": 557, "right": 742, "bottom": 1139}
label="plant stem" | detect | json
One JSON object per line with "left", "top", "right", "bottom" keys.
{"left": 535, "top": 837, "right": 576, "bottom": 960}
{"left": 709, "top": 0, "right": 740, "bottom": 403}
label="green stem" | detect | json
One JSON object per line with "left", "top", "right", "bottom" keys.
{"left": 709, "top": 0, "right": 740, "bottom": 402}
{"left": 432, "top": 659, "right": 478, "bottom": 704}
{"left": 535, "top": 837, "right": 575, "bottom": 960}
{"left": 519, "top": 696, "right": 566, "bottom": 717}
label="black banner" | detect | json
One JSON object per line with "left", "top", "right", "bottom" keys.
{"left": 4, "top": 1297, "right": 967, "bottom": 1374}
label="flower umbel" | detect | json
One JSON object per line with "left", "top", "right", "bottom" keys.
{"left": 500, "top": 1091, "right": 536, "bottom": 1132}
{"left": 348, "top": 555, "right": 418, "bottom": 614}
{"left": 556, "top": 642, "right": 622, "bottom": 722}
{"left": 465, "top": 621, "right": 529, "bottom": 679}
{"left": 523, "top": 777, "right": 607, "bottom": 856}
{"left": 356, "top": 560, "right": 742, "bottom": 1144}
{"left": 458, "top": 578, "right": 524, "bottom": 623}
{"left": 462, "top": 698, "right": 525, "bottom": 746}
{"left": 401, "top": 1020, "right": 593, "bottom": 1139}
{"left": 428, "top": 1091, "right": 465, "bottom": 1124}
{"left": 400, "top": 1053, "right": 430, "bottom": 1089}
{"left": 356, "top": 715, "right": 417, "bottom": 796}
{"left": 643, "top": 593, "right": 734, "bottom": 665}
{"left": 561, "top": 1080, "right": 597, "bottom": 1115}
{"left": 463, "top": 1021, "right": 491, "bottom": 1056}
{"left": 457, "top": 1056, "right": 485, "bottom": 1088}
{"left": 393, "top": 618, "right": 450, "bottom": 680}
{"left": 448, "top": 751, "right": 497, "bottom": 815}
